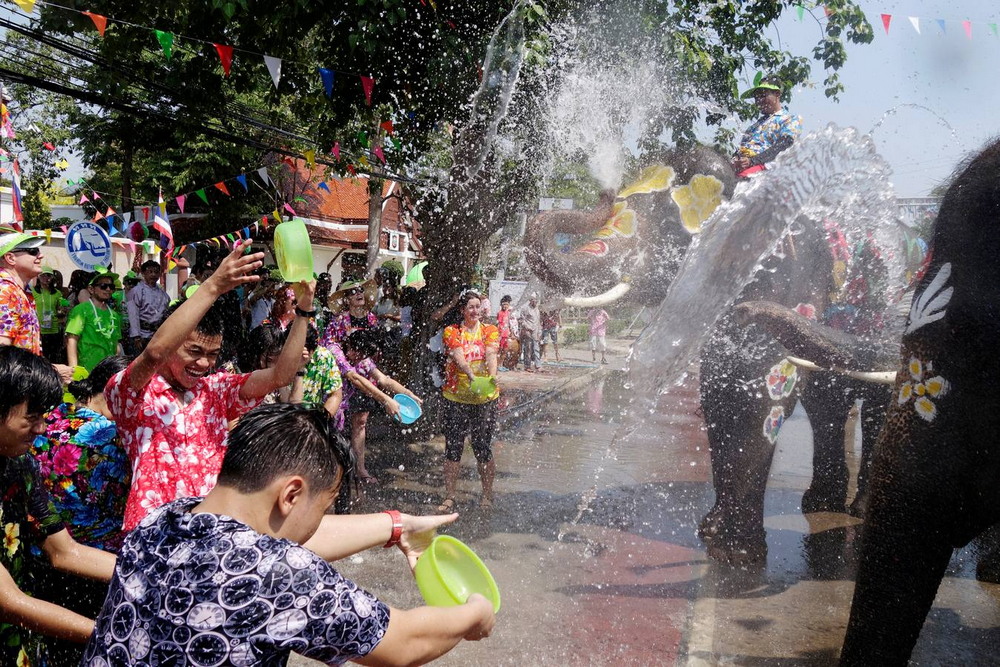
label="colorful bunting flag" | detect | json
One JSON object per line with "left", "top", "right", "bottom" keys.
{"left": 79, "top": 193, "right": 90, "bottom": 205}
{"left": 991, "top": 23, "right": 998, "bottom": 36}
{"left": 82, "top": 11, "right": 108, "bottom": 37}
{"left": 214, "top": 182, "right": 230, "bottom": 196}
{"left": 235, "top": 174, "right": 248, "bottom": 191}
{"left": 380, "top": 120, "right": 394, "bottom": 136}
{"left": 282, "top": 203, "right": 296, "bottom": 215}
{"left": 937, "top": 19, "right": 946, "bottom": 34}
{"left": 304, "top": 149, "right": 316, "bottom": 168}
{"left": 176, "top": 194, "right": 186, "bottom": 213}
{"left": 332, "top": 142, "right": 340, "bottom": 160}
{"left": 358, "top": 131, "right": 369, "bottom": 149}
{"left": 963, "top": 20, "right": 972, "bottom": 39}
{"left": 374, "top": 146, "right": 386, "bottom": 164}
{"left": 360, "top": 76, "right": 374, "bottom": 105}
{"left": 881, "top": 14, "right": 891, "bottom": 35}
{"left": 390, "top": 136, "right": 401, "bottom": 150}
{"left": 257, "top": 167, "right": 271, "bottom": 187}
{"left": 44, "top": 228, "right": 51, "bottom": 243}
{"left": 155, "top": 30, "right": 174, "bottom": 59}
{"left": 909, "top": 16, "right": 921, "bottom": 34}
{"left": 214, "top": 44, "right": 234, "bottom": 77}
{"left": 263, "top": 55, "right": 282, "bottom": 89}
{"left": 195, "top": 189, "right": 208, "bottom": 204}
{"left": 12, "top": 0, "right": 35, "bottom": 13}
{"left": 318, "top": 68, "right": 335, "bottom": 97}
{"left": 795, "top": 4, "right": 804, "bottom": 21}
{"left": 318, "top": 182, "right": 330, "bottom": 192}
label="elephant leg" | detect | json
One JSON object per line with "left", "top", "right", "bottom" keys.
{"left": 847, "top": 385, "right": 890, "bottom": 519}
{"left": 799, "top": 372, "right": 854, "bottom": 514}
{"left": 840, "top": 485, "right": 952, "bottom": 666}
{"left": 699, "top": 329, "right": 796, "bottom": 563}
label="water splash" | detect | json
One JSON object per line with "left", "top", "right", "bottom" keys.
{"left": 868, "top": 103, "right": 960, "bottom": 143}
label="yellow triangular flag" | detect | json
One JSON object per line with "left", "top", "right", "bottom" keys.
{"left": 304, "top": 149, "right": 316, "bottom": 168}
{"left": 44, "top": 228, "right": 52, "bottom": 243}
{"left": 12, "top": 0, "right": 36, "bottom": 13}
{"left": 272, "top": 209, "right": 283, "bottom": 223}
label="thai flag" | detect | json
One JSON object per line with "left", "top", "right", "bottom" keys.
{"left": 10, "top": 159, "right": 23, "bottom": 229}
{"left": 152, "top": 188, "right": 173, "bottom": 252}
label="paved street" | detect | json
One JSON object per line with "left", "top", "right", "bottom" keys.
{"left": 292, "top": 336, "right": 1000, "bottom": 666}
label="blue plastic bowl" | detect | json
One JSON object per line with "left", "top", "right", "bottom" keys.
{"left": 394, "top": 393, "right": 422, "bottom": 425}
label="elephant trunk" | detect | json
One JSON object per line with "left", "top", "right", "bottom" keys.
{"left": 523, "top": 189, "right": 619, "bottom": 293}
{"left": 734, "top": 300, "right": 895, "bottom": 374}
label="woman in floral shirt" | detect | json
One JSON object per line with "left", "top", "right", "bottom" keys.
{"left": 31, "top": 355, "right": 130, "bottom": 551}
{"left": 319, "top": 279, "right": 378, "bottom": 348}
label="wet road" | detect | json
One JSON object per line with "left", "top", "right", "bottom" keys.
{"left": 293, "top": 369, "right": 1000, "bottom": 666}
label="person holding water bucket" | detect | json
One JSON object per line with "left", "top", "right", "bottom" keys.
{"left": 438, "top": 290, "right": 500, "bottom": 512}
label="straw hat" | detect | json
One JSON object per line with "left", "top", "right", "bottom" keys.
{"left": 329, "top": 278, "right": 377, "bottom": 314}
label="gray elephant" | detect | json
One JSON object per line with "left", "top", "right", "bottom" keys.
{"left": 524, "top": 144, "right": 897, "bottom": 563}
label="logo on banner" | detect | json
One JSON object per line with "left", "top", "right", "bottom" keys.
{"left": 66, "top": 221, "right": 112, "bottom": 271}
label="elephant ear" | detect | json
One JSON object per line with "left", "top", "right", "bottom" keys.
{"left": 617, "top": 165, "right": 676, "bottom": 199}
{"left": 670, "top": 174, "right": 726, "bottom": 234}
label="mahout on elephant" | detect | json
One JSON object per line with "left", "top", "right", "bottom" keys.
{"left": 524, "top": 140, "right": 898, "bottom": 564}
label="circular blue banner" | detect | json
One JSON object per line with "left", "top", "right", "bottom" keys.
{"left": 66, "top": 220, "right": 113, "bottom": 271}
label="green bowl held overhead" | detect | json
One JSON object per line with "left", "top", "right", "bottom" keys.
{"left": 274, "top": 218, "right": 314, "bottom": 283}
{"left": 414, "top": 535, "right": 501, "bottom": 613}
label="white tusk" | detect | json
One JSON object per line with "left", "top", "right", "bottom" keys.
{"left": 563, "top": 282, "right": 631, "bottom": 308}
{"left": 786, "top": 356, "right": 897, "bottom": 385}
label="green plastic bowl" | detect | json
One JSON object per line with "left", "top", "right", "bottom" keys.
{"left": 469, "top": 375, "right": 497, "bottom": 397}
{"left": 414, "top": 535, "right": 501, "bottom": 613}
{"left": 273, "top": 219, "right": 314, "bottom": 283}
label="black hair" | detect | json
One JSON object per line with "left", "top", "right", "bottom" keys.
{"left": 67, "top": 355, "right": 129, "bottom": 402}
{"left": 305, "top": 324, "right": 320, "bottom": 353}
{"left": 160, "top": 299, "right": 226, "bottom": 339}
{"left": 500, "top": 294, "right": 512, "bottom": 304}
{"left": 238, "top": 324, "right": 286, "bottom": 372}
{"left": 343, "top": 328, "right": 380, "bottom": 359}
{"left": 0, "top": 346, "right": 62, "bottom": 420}
{"left": 140, "top": 260, "right": 160, "bottom": 272}
{"left": 217, "top": 403, "right": 353, "bottom": 495}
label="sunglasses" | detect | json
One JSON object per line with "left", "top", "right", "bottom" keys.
{"left": 14, "top": 247, "right": 41, "bottom": 256}
{"left": 93, "top": 283, "right": 115, "bottom": 290}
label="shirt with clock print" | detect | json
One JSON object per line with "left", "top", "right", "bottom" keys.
{"left": 83, "top": 497, "right": 390, "bottom": 666}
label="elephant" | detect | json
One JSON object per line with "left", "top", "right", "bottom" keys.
{"left": 524, "top": 140, "right": 900, "bottom": 563}
{"left": 833, "top": 139, "right": 1000, "bottom": 664}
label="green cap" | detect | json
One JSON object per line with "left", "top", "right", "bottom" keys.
{"left": 0, "top": 226, "right": 45, "bottom": 256}
{"left": 40, "top": 265, "right": 55, "bottom": 275}
{"left": 741, "top": 72, "right": 782, "bottom": 99}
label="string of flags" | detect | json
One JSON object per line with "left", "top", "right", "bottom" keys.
{"left": 793, "top": 3, "right": 1000, "bottom": 40}
{"left": 12, "top": 0, "right": 377, "bottom": 105}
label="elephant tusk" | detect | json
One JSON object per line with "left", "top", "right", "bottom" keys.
{"left": 563, "top": 282, "right": 631, "bottom": 308}
{"left": 786, "top": 356, "right": 898, "bottom": 385}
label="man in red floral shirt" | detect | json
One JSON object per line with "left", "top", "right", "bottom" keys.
{"left": 106, "top": 240, "right": 316, "bottom": 531}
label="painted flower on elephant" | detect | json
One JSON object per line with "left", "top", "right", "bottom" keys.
{"left": 671, "top": 174, "right": 724, "bottom": 234}
{"left": 766, "top": 359, "right": 798, "bottom": 400}
{"left": 763, "top": 406, "right": 786, "bottom": 444}
{"left": 794, "top": 303, "right": 817, "bottom": 320}
{"left": 616, "top": 165, "right": 676, "bottom": 199}
{"left": 898, "top": 357, "right": 949, "bottom": 422}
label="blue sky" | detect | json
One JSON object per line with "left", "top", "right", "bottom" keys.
{"left": 771, "top": 0, "right": 998, "bottom": 197}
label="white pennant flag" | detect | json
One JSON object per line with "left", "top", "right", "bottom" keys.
{"left": 123, "top": 212, "right": 132, "bottom": 224}
{"left": 263, "top": 55, "right": 282, "bottom": 90}
{"left": 909, "top": 16, "right": 920, "bottom": 34}
{"left": 257, "top": 166, "right": 271, "bottom": 187}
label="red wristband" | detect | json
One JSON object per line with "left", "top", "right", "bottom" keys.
{"left": 383, "top": 510, "right": 403, "bottom": 549}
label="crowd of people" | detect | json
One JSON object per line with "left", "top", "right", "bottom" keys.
{"left": 0, "top": 230, "right": 499, "bottom": 665}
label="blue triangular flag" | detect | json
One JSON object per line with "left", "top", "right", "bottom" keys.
{"left": 318, "top": 182, "right": 330, "bottom": 192}
{"left": 937, "top": 18, "right": 946, "bottom": 33}
{"left": 242, "top": 226, "right": 250, "bottom": 238}
{"left": 318, "top": 67, "right": 335, "bottom": 97}
{"left": 236, "top": 174, "right": 248, "bottom": 191}
{"left": 106, "top": 215, "right": 117, "bottom": 236}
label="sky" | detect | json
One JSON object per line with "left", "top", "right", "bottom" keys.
{"left": 771, "top": 0, "right": 1000, "bottom": 197}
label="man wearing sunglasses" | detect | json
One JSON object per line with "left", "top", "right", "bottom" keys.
{"left": 0, "top": 229, "right": 72, "bottom": 378}
{"left": 65, "top": 273, "right": 122, "bottom": 372}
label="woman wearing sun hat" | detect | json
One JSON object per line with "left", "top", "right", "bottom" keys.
{"left": 319, "top": 278, "right": 379, "bottom": 348}
{"left": 732, "top": 73, "right": 802, "bottom": 178}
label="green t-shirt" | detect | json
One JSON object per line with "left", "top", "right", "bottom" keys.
{"left": 32, "top": 288, "right": 63, "bottom": 335}
{"left": 65, "top": 301, "right": 122, "bottom": 371}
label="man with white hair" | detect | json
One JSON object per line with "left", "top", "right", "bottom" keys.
{"left": 518, "top": 292, "right": 542, "bottom": 372}
{"left": 0, "top": 227, "right": 73, "bottom": 381}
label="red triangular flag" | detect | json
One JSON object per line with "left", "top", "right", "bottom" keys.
{"left": 105, "top": 205, "right": 116, "bottom": 216}
{"left": 880, "top": 14, "right": 892, "bottom": 35}
{"left": 360, "top": 76, "right": 374, "bottom": 105}
{"left": 963, "top": 20, "right": 972, "bottom": 39}
{"left": 82, "top": 11, "right": 107, "bottom": 37}
{"left": 373, "top": 146, "right": 386, "bottom": 164}
{"left": 214, "top": 182, "right": 230, "bottom": 196}
{"left": 142, "top": 206, "right": 150, "bottom": 221}
{"left": 176, "top": 194, "right": 186, "bottom": 213}
{"left": 214, "top": 43, "right": 234, "bottom": 77}
{"left": 380, "top": 120, "right": 394, "bottom": 136}
{"left": 261, "top": 216, "right": 269, "bottom": 230}
{"left": 346, "top": 164, "right": 357, "bottom": 177}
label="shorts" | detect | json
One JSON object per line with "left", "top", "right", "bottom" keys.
{"left": 346, "top": 391, "right": 380, "bottom": 415}
{"left": 443, "top": 399, "right": 498, "bottom": 463}
{"left": 590, "top": 334, "right": 606, "bottom": 351}
{"left": 541, "top": 327, "right": 558, "bottom": 344}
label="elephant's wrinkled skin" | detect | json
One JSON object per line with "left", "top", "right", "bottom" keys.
{"left": 525, "top": 149, "right": 893, "bottom": 562}
{"left": 838, "top": 140, "right": 1000, "bottom": 665}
